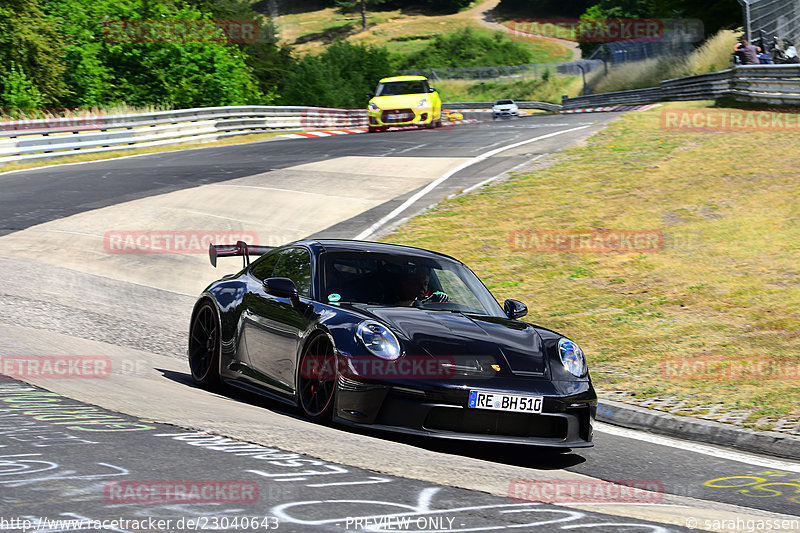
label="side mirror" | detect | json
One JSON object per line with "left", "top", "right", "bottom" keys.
{"left": 428, "top": 87, "right": 436, "bottom": 93}
{"left": 264, "top": 277, "right": 299, "bottom": 300}
{"left": 366, "top": 91, "right": 375, "bottom": 98}
{"left": 504, "top": 299, "right": 527, "bottom": 319}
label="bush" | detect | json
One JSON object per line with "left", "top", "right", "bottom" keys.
{"left": 394, "top": 27, "right": 533, "bottom": 70}
{"left": 280, "top": 40, "right": 390, "bottom": 108}
{"left": 1, "top": 63, "right": 45, "bottom": 110}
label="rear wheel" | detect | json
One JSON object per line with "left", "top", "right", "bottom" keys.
{"left": 298, "top": 334, "right": 337, "bottom": 421}
{"left": 188, "top": 302, "right": 221, "bottom": 388}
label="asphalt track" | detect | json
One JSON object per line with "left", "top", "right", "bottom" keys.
{"left": 0, "top": 114, "right": 798, "bottom": 532}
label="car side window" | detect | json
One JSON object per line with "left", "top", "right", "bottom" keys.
{"left": 272, "top": 247, "right": 312, "bottom": 297}
{"left": 250, "top": 251, "right": 280, "bottom": 281}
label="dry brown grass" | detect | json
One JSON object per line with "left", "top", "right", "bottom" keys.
{"left": 590, "top": 29, "right": 742, "bottom": 94}
{"left": 276, "top": 2, "right": 572, "bottom": 62}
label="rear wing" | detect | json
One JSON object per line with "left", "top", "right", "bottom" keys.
{"left": 209, "top": 241, "right": 274, "bottom": 268}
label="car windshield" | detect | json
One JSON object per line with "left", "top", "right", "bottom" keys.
{"left": 321, "top": 251, "right": 505, "bottom": 316}
{"left": 495, "top": 99, "right": 514, "bottom": 105}
{"left": 376, "top": 81, "right": 428, "bottom": 96}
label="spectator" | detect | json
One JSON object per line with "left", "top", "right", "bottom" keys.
{"left": 735, "top": 40, "right": 761, "bottom": 65}
{"left": 786, "top": 44, "right": 799, "bottom": 64}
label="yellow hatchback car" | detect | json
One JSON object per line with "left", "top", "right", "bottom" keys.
{"left": 367, "top": 75, "right": 443, "bottom": 133}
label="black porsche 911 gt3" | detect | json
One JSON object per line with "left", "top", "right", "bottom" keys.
{"left": 188, "top": 239, "right": 596, "bottom": 447}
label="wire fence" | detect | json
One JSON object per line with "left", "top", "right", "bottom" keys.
{"left": 586, "top": 30, "right": 696, "bottom": 64}
{"left": 397, "top": 60, "right": 604, "bottom": 81}
{"left": 747, "top": 0, "right": 800, "bottom": 44}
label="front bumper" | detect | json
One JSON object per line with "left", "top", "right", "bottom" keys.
{"left": 334, "top": 376, "right": 596, "bottom": 447}
{"left": 368, "top": 107, "right": 434, "bottom": 127}
{"left": 493, "top": 109, "right": 518, "bottom": 117}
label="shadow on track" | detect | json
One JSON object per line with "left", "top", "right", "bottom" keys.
{"left": 159, "top": 368, "right": 588, "bottom": 471}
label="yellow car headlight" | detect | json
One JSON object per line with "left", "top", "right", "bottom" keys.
{"left": 368, "top": 102, "right": 380, "bottom": 112}
{"left": 414, "top": 98, "right": 429, "bottom": 109}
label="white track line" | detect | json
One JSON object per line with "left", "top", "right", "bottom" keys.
{"left": 353, "top": 125, "right": 591, "bottom": 240}
{"left": 595, "top": 422, "right": 800, "bottom": 472}
{"left": 459, "top": 154, "right": 545, "bottom": 196}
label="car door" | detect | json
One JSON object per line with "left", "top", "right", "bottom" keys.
{"left": 242, "top": 246, "right": 314, "bottom": 394}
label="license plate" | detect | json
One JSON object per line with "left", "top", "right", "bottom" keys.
{"left": 468, "top": 390, "right": 543, "bottom": 413}
{"left": 387, "top": 113, "right": 410, "bottom": 120}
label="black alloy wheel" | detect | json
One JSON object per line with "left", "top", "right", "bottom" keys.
{"left": 298, "top": 334, "right": 337, "bottom": 421}
{"left": 188, "top": 302, "right": 221, "bottom": 387}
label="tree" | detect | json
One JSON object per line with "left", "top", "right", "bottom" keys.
{"left": 280, "top": 40, "right": 389, "bottom": 108}
{"left": 41, "top": 0, "right": 266, "bottom": 108}
{"left": 335, "top": 0, "right": 384, "bottom": 31}
{"left": 0, "top": 0, "right": 67, "bottom": 107}
{"left": 576, "top": 0, "right": 656, "bottom": 57}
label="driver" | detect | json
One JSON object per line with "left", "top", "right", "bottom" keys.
{"left": 394, "top": 268, "right": 449, "bottom": 307}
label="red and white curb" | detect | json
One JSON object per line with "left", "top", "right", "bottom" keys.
{"left": 449, "top": 109, "right": 531, "bottom": 116}
{"left": 278, "top": 120, "right": 477, "bottom": 139}
{"left": 561, "top": 104, "right": 662, "bottom": 114}
{"left": 280, "top": 128, "right": 366, "bottom": 138}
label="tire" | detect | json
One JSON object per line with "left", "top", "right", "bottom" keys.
{"left": 188, "top": 301, "right": 221, "bottom": 389}
{"left": 298, "top": 333, "right": 337, "bottom": 421}
{"left": 368, "top": 126, "right": 379, "bottom": 133}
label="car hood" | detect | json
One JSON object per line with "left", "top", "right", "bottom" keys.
{"left": 493, "top": 105, "right": 517, "bottom": 110}
{"left": 371, "top": 94, "right": 429, "bottom": 109}
{"left": 361, "top": 306, "right": 546, "bottom": 374}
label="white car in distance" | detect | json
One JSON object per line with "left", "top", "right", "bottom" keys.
{"left": 492, "top": 99, "right": 519, "bottom": 119}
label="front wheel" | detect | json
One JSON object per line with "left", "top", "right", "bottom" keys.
{"left": 298, "top": 334, "right": 337, "bottom": 421}
{"left": 188, "top": 302, "right": 221, "bottom": 388}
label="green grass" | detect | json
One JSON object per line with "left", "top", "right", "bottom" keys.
{"left": 437, "top": 75, "right": 583, "bottom": 104}
{"left": 383, "top": 100, "right": 800, "bottom": 423}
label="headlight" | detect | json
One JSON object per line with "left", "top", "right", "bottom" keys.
{"left": 368, "top": 102, "right": 380, "bottom": 112}
{"left": 558, "top": 338, "right": 587, "bottom": 377}
{"left": 415, "top": 98, "right": 429, "bottom": 108}
{"left": 356, "top": 321, "right": 401, "bottom": 360}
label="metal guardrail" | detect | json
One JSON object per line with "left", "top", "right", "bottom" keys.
{"left": 3, "top": 65, "right": 799, "bottom": 166}
{"left": 443, "top": 101, "right": 562, "bottom": 112}
{"left": 562, "top": 64, "right": 800, "bottom": 108}
{"left": 0, "top": 106, "right": 366, "bottom": 164}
